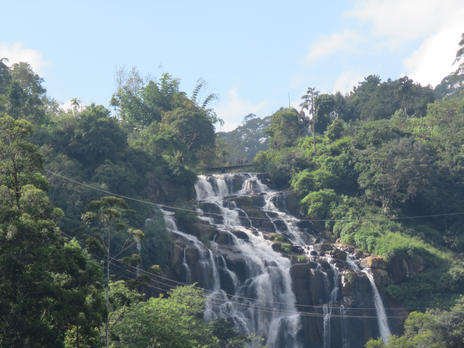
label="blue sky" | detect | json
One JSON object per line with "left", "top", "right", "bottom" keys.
{"left": 1, "top": 0, "right": 463, "bottom": 130}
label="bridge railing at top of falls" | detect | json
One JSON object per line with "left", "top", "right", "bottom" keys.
{"left": 203, "top": 163, "right": 256, "bottom": 173}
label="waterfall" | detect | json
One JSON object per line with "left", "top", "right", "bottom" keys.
{"left": 183, "top": 173, "right": 304, "bottom": 347}
{"left": 159, "top": 172, "right": 394, "bottom": 347}
{"left": 362, "top": 269, "right": 392, "bottom": 343}
{"left": 182, "top": 248, "right": 192, "bottom": 283}
{"left": 324, "top": 260, "right": 340, "bottom": 348}
{"left": 346, "top": 256, "right": 392, "bottom": 344}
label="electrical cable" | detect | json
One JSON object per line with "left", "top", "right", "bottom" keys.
{"left": 46, "top": 169, "right": 464, "bottom": 223}
{"left": 48, "top": 171, "right": 430, "bottom": 313}
{"left": 60, "top": 230, "right": 411, "bottom": 317}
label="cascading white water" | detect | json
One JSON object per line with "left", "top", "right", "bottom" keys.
{"left": 362, "top": 270, "right": 392, "bottom": 344}
{"left": 346, "top": 256, "right": 392, "bottom": 344}
{"left": 182, "top": 248, "right": 192, "bottom": 283}
{"left": 190, "top": 174, "right": 304, "bottom": 347}
{"left": 161, "top": 172, "right": 394, "bottom": 347}
{"left": 323, "top": 259, "right": 341, "bottom": 348}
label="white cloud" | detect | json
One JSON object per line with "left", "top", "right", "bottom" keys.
{"left": 0, "top": 42, "right": 46, "bottom": 74}
{"left": 333, "top": 71, "right": 363, "bottom": 95}
{"left": 60, "top": 99, "right": 87, "bottom": 112}
{"left": 316, "top": 0, "right": 464, "bottom": 86}
{"left": 348, "top": 0, "right": 463, "bottom": 44}
{"left": 214, "top": 88, "right": 269, "bottom": 132}
{"left": 306, "top": 30, "right": 361, "bottom": 62}
{"left": 403, "top": 10, "right": 464, "bottom": 86}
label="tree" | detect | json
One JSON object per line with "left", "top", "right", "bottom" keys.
{"left": 191, "top": 78, "right": 222, "bottom": 126}
{"left": 266, "top": 107, "right": 307, "bottom": 150}
{"left": 71, "top": 97, "right": 81, "bottom": 115}
{"left": 52, "top": 104, "right": 128, "bottom": 170}
{"left": 365, "top": 300, "right": 464, "bottom": 348}
{"left": 454, "top": 32, "right": 464, "bottom": 74}
{"left": 313, "top": 94, "right": 337, "bottom": 134}
{"left": 162, "top": 107, "right": 216, "bottom": 166}
{"left": 6, "top": 62, "right": 47, "bottom": 123}
{"left": 300, "top": 87, "right": 319, "bottom": 152}
{"left": 82, "top": 196, "right": 143, "bottom": 348}
{"left": 0, "top": 115, "right": 105, "bottom": 347}
{"left": 111, "top": 70, "right": 189, "bottom": 128}
{"left": 355, "top": 135, "right": 436, "bottom": 213}
{"left": 0, "top": 58, "right": 11, "bottom": 97}
{"left": 111, "top": 284, "right": 221, "bottom": 348}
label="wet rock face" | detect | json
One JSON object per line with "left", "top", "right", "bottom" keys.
{"left": 290, "top": 264, "right": 325, "bottom": 347}
{"left": 231, "top": 230, "right": 249, "bottom": 242}
{"left": 331, "top": 249, "right": 347, "bottom": 261}
{"left": 341, "top": 271, "right": 384, "bottom": 347}
{"left": 271, "top": 191, "right": 301, "bottom": 217}
{"left": 360, "top": 253, "right": 427, "bottom": 285}
{"left": 213, "top": 230, "right": 235, "bottom": 245}
{"left": 361, "top": 256, "right": 388, "bottom": 270}
{"left": 289, "top": 262, "right": 383, "bottom": 348}
{"left": 168, "top": 174, "right": 410, "bottom": 348}
{"left": 200, "top": 202, "right": 224, "bottom": 224}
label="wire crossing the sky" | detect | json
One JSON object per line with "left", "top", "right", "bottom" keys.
{"left": 46, "top": 169, "right": 464, "bottom": 223}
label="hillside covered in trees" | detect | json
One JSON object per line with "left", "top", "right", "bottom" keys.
{"left": 252, "top": 35, "right": 464, "bottom": 347}
{"left": 1, "top": 33, "right": 464, "bottom": 347}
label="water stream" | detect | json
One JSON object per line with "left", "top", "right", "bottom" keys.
{"left": 346, "top": 257, "right": 392, "bottom": 343}
{"left": 160, "top": 173, "right": 393, "bottom": 347}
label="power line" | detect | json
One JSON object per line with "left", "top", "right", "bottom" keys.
{"left": 61, "top": 230, "right": 412, "bottom": 315}
{"left": 46, "top": 170, "right": 436, "bottom": 315}
{"left": 46, "top": 170, "right": 434, "bottom": 313}
{"left": 46, "top": 169, "right": 464, "bottom": 223}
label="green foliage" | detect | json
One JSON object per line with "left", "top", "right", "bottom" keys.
{"left": 0, "top": 116, "right": 104, "bottom": 347}
{"left": 344, "top": 75, "right": 434, "bottom": 122}
{"left": 301, "top": 189, "right": 338, "bottom": 222}
{"left": 140, "top": 212, "right": 171, "bottom": 270}
{"left": 259, "top": 79, "right": 464, "bottom": 311}
{"left": 366, "top": 297, "right": 464, "bottom": 347}
{"left": 82, "top": 195, "right": 144, "bottom": 347}
{"left": 111, "top": 284, "right": 221, "bottom": 348}
{"left": 217, "top": 115, "right": 270, "bottom": 164}
{"left": 52, "top": 104, "right": 128, "bottom": 171}
{"left": 2, "top": 62, "right": 47, "bottom": 123}
{"left": 281, "top": 242, "right": 292, "bottom": 253}
{"left": 254, "top": 146, "right": 308, "bottom": 188}
{"left": 110, "top": 70, "right": 184, "bottom": 127}
{"left": 314, "top": 93, "right": 347, "bottom": 133}
{"left": 355, "top": 131, "right": 437, "bottom": 213}
{"left": 162, "top": 107, "right": 216, "bottom": 165}
{"left": 266, "top": 107, "right": 308, "bottom": 149}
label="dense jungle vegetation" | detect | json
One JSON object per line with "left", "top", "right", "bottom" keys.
{"left": 1, "top": 33, "right": 464, "bottom": 347}
{"left": 254, "top": 35, "right": 464, "bottom": 347}
{"left": 0, "top": 61, "right": 250, "bottom": 347}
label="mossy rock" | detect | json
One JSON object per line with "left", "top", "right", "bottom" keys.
{"left": 266, "top": 233, "right": 288, "bottom": 243}
{"left": 281, "top": 243, "right": 292, "bottom": 253}
{"left": 361, "top": 255, "right": 387, "bottom": 270}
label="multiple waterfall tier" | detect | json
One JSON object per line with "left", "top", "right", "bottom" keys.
{"left": 162, "top": 173, "right": 395, "bottom": 348}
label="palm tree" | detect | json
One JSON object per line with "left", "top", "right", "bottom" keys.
{"left": 70, "top": 97, "right": 81, "bottom": 115}
{"left": 191, "top": 78, "right": 223, "bottom": 126}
